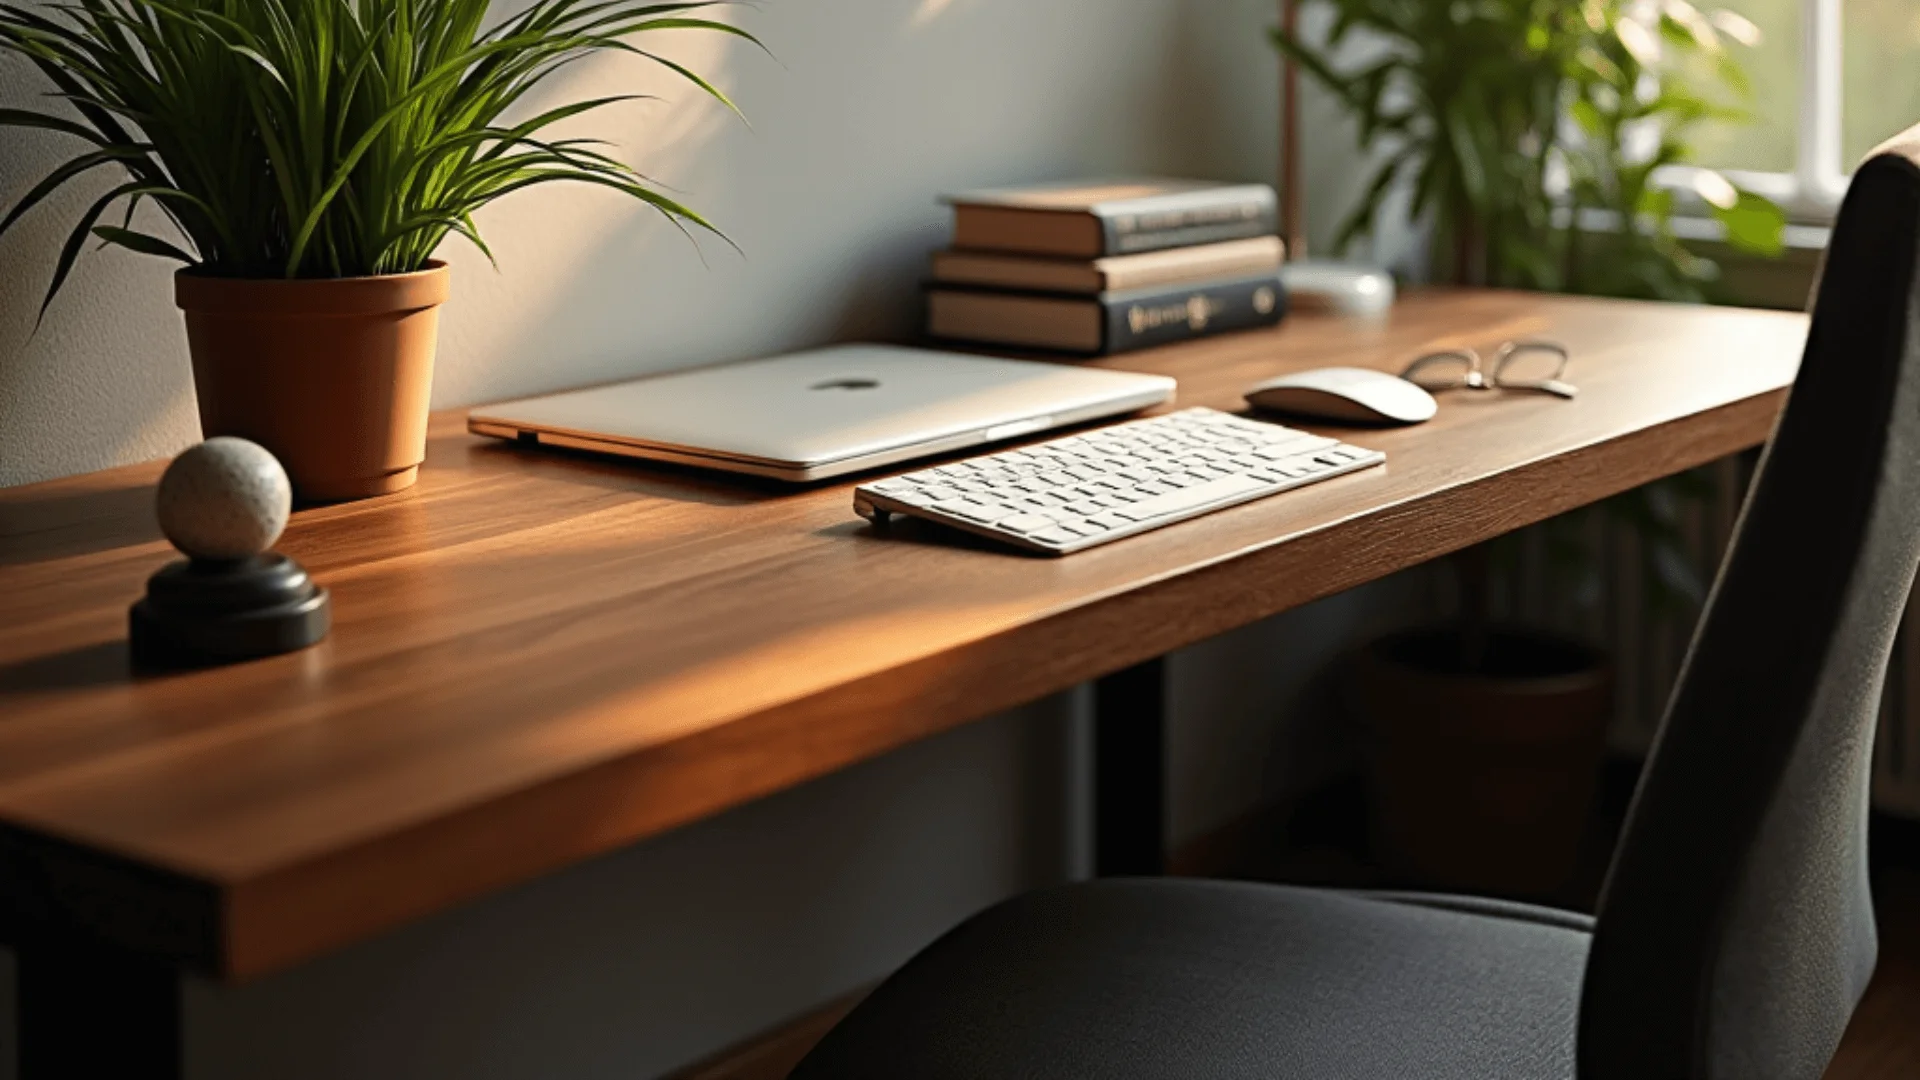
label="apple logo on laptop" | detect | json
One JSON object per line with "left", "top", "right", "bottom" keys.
{"left": 811, "top": 377, "right": 880, "bottom": 392}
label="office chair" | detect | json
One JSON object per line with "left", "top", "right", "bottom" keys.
{"left": 788, "top": 126, "right": 1920, "bottom": 1080}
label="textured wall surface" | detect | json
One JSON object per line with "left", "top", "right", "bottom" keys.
{"left": 0, "top": 2, "right": 1406, "bottom": 1077}
{"left": 0, "top": 0, "right": 1396, "bottom": 488}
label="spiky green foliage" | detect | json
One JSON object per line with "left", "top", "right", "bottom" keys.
{"left": 0, "top": 0, "right": 755, "bottom": 315}
{"left": 1273, "top": 0, "right": 1786, "bottom": 301}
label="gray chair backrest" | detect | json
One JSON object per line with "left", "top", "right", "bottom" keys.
{"left": 1578, "top": 128, "right": 1920, "bottom": 1080}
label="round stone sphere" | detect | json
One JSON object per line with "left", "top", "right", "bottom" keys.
{"left": 156, "top": 437, "right": 293, "bottom": 561}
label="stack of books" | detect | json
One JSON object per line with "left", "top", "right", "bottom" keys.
{"left": 926, "top": 179, "right": 1286, "bottom": 356}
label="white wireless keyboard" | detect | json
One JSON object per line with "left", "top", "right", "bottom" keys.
{"left": 853, "top": 407, "right": 1383, "bottom": 555}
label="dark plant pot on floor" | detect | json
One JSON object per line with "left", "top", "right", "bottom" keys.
{"left": 175, "top": 262, "right": 450, "bottom": 503}
{"left": 1345, "top": 625, "right": 1612, "bottom": 899}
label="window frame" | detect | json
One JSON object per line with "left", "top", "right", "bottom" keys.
{"left": 1662, "top": 0, "right": 1846, "bottom": 224}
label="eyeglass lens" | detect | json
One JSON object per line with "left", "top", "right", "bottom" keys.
{"left": 1400, "top": 348, "right": 1484, "bottom": 390}
{"left": 1492, "top": 340, "right": 1576, "bottom": 398}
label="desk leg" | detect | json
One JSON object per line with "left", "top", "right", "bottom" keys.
{"left": 17, "top": 931, "right": 182, "bottom": 1079}
{"left": 1094, "top": 658, "right": 1166, "bottom": 876}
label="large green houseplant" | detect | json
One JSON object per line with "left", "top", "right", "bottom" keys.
{"left": 1273, "top": 0, "right": 1785, "bottom": 296}
{"left": 1273, "top": 0, "right": 1783, "bottom": 895}
{"left": 0, "top": 0, "right": 753, "bottom": 500}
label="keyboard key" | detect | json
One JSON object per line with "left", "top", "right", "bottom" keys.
{"left": 1030, "top": 527, "right": 1078, "bottom": 545}
{"left": 996, "top": 514, "right": 1059, "bottom": 534}
{"left": 1114, "top": 474, "right": 1268, "bottom": 522}
{"left": 934, "top": 499, "right": 1005, "bottom": 523}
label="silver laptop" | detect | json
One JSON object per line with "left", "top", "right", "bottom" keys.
{"left": 468, "top": 344, "right": 1176, "bottom": 482}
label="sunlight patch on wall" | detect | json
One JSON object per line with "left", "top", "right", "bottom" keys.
{"left": 911, "top": 0, "right": 964, "bottom": 29}
{"left": 431, "top": 28, "right": 747, "bottom": 408}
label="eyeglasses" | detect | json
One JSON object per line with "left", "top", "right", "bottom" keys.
{"left": 1400, "top": 340, "right": 1577, "bottom": 400}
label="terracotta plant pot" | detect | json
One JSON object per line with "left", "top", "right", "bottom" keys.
{"left": 1345, "top": 625, "right": 1612, "bottom": 899}
{"left": 175, "top": 262, "right": 450, "bottom": 502}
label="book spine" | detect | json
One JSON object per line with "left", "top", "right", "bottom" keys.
{"left": 1098, "top": 197, "right": 1278, "bottom": 256}
{"left": 1101, "top": 274, "right": 1286, "bottom": 355}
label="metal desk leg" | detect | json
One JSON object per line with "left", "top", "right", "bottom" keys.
{"left": 1094, "top": 658, "right": 1166, "bottom": 876}
{"left": 17, "top": 931, "right": 182, "bottom": 1080}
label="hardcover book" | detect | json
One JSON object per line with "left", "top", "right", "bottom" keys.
{"left": 930, "top": 236, "right": 1285, "bottom": 295}
{"left": 943, "top": 178, "right": 1279, "bottom": 258}
{"left": 927, "top": 270, "right": 1286, "bottom": 356}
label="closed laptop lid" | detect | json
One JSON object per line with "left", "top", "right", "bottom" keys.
{"left": 468, "top": 344, "right": 1176, "bottom": 470}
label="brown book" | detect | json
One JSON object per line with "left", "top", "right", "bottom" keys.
{"left": 931, "top": 236, "right": 1284, "bottom": 295}
{"left": 945, "top": 178, "right": 1278, "bottom": 258}
{"left": 927, "top": 270, "right": 1285, "bottom": 356}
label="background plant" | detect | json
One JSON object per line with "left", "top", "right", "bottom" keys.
{"left": 0, "top": 0, "right": 754, "bottom": 313}
{"left": 1273, "top": 0, "right": 1788, "bottom": 636}
{"left": 1273, "top": 0, "right": 1786, "bottom": 300}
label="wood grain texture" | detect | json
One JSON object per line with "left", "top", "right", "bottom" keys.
{"left": 0, "top": 288, "right": 1807, "bottom": 978}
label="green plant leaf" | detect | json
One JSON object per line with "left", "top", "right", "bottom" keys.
{"left": 1713, "top": 190, "right": 1787, "bottom": 257}
{"left": 91, "top": 224, "right": 194, "bottom": 262}
{"left": 0, "top": 104, "right": 110, "bottom": 145}
{"left": 36, "top": 179, "right": 140, "bottom": 322}
{"left": 0, "top": 145, "right": 147, "bottom": 241}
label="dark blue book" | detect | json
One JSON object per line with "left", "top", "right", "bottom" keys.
{"left": 927, "top": 270, "right": 1287, "bottom": 356}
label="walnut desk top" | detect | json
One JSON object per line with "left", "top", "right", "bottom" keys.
{"left": 0, "top": 288, "right": 1806, "bottom": 979}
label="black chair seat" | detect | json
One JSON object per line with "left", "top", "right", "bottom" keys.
{"left": 794, "top": 878, "right": 1592, "bottom": 1080}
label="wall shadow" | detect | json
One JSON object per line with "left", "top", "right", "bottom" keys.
{"left": 0, "top": 482, "right": 162, "bottom": 568}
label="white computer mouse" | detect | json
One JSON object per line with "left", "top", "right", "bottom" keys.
{"left": 1244, "top": 366, "right": 1437, "bottom": 425}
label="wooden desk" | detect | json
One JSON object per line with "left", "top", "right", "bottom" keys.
{"left": 0, "top": 289, "right": 1806, "bottom": 1074}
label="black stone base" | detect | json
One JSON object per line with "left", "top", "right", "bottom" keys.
{"left": 129, "top": 554, "right": 330, "bottom": 668}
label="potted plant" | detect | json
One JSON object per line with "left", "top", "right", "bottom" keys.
{"left": 1273, "top": 0, "right": 1782, "bottom": 895}
{"left": 1273, "top": 0, "right": 1786, "bottom": 294}
{"left": 1, "top": 0, "right": 753, "bottom": 501}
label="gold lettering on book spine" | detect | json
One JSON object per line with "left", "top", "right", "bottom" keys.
{"left": 1128, "top": 293, "right": 1225, "bottom": 336}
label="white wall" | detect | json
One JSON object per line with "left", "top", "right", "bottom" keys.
{"left": 0, "top": 1, "right": 1406, "bottom": 1076}
{"left": 0, "top": 0, "right": 1402, "bottom": 489}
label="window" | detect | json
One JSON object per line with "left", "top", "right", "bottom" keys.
{"left": 1685, "top": 0, "right": 1920, "bottom": 219}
